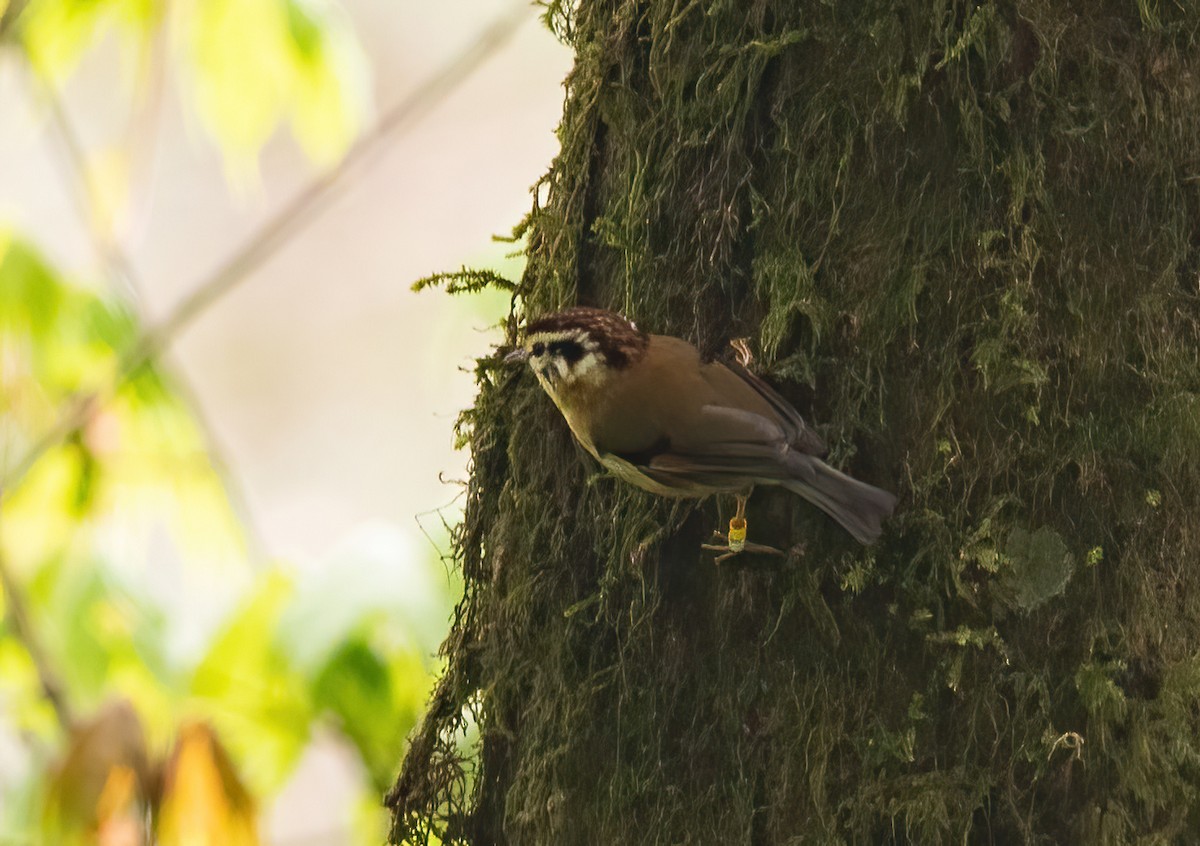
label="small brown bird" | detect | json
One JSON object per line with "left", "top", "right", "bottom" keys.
{"left": 506, "top": 307, "right": 896, "bottom": 557}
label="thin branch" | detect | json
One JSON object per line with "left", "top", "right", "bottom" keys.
{"left": 0, "top": 540, "right": 74, "bottom": 730}
{"left": 0, "top": 0, "right": 30, "bottom": 40}
{"left": 0, "top": 1, "right": 532, "bottom": 497}
{"left": 133, "top": 1, "right": 532, "bottom": 362}
{"left": 0, "top": 3, "right": 532, "bottom": 731}
{"left": 35, "top": 66, "right": 143, "bottom": 304}
{"left": 27, "top": 48, "right": 267, "bottom": 565}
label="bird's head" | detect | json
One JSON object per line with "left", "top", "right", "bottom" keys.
{"left": 505, "top": 307, "right": 649, "bottom": 393}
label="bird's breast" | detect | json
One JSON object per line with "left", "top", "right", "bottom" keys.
{"left": 597, "top": 453, "right": 692, "bottom": 497}
{"left": 542, "top": 384, "right": 603, "bottom": 459}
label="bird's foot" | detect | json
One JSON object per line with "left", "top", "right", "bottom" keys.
{"left": 730, "top": 337, "right": 754, "bottom": 367}
{"left": 701, "top": 516, "right": 787, "bottom": 565}
{"left": 701, "top": 534, "right": 788, "bottom": 564}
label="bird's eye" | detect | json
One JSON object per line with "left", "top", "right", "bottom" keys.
{"left": 531, "top": 342, "right": 545, "bottom": 356}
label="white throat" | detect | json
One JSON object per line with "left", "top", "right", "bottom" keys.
{"left": 532, "top": 349, "right": 606, "bottom": 390}
{"left": 525, "top": 330, "right": 607, "bottom": 390}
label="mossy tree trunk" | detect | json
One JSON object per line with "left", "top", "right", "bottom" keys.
{"left": 389, "top": 2, "right": 1200, "bottom": 842}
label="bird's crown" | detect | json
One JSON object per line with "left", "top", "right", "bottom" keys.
{"left": 516, "top": 307, "right": 649, "bottom": 387}
{"left": 525, "top": 307, "right": 647, "bottom": 364}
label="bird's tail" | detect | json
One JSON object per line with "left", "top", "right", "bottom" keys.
{"left": 782, "top": 457, "right": 897, "bottom": 544}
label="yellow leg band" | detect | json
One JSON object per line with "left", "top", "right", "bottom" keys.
{"left": 728, "top": 517, "right": 747, "bottom": 552}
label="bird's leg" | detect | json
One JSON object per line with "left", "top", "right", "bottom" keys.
{"left": 728, "top": 494, "right": 748, "bottom": 553}
{"left": 701, "top": 494, "right": 787, "bottom": 564}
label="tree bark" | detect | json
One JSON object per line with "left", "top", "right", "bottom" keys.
{"left": 390, "top": 2, "right": 1200, "bottom": 842}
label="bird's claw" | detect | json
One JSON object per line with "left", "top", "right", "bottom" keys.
{"left": 700, "top": 536, "right": 739, "bottom": 565}
{"left": 700, "top": 496, "right": 788, "bottom": 564}
{"left": 701, "top": 531, "right": 788, "bottom": 565}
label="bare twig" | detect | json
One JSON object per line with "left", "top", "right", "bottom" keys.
{"left": 139, "top": 2, "right": 531, "bottom": 355}
{"left": 34, "top": 67, "right": 143, "bottom": 304}
{"left": 0, "top": 0, "right": 31, "bottom": 40}
{"left": 27, "top": 50, "right": 267, "bottom": 565}
{"left": 0, "top": 540, "right": 74, "bottom": 730}
{"left": 0, "top": 1, "right": 532, "bottom": 498}
{"left": 0, "top": 2, "right": 533, "bottom": 731}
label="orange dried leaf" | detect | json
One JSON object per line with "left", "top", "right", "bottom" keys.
{"left": 157, "top": 721, "right": 259, "bottom": 846}
{"left": 43, "top": 700, "right": 150, "bottom": 843}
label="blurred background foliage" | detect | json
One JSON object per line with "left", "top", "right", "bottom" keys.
{"left": 13, "top": 0, "right": 366, "bottom": 163}
{"left": 0, "top": 0, "right": 504, "bottom": 841}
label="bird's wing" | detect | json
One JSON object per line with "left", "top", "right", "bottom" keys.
{"left": 673, "top": 404, "right": 789, "bottom": 454}
{"left": 722, "top": 359, "right": 827, "bottom": 457}
{"left": 607, "top": 405, "right": 797, "bottom": 491}
{"left": 632, "top": 450, "right": 806, "bottom": 493}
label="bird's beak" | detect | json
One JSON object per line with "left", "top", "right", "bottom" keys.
{"left": 503, "top": 348, "right": 529, "bottom": 364}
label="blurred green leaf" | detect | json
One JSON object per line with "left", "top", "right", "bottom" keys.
{"left": 0, "top": 635, "right": 59, "bottom": 739}
{"left": 275, "top": 525, "right": 451, "bottom": 792}
{"left": 190, "top": 573, "right": 313, "bottom": 795}
{"left": 17, "top": 0, "right": 162, "bottom": 87}
{"left": 283, "top": 0, "right": 368, "bottom": 161}
{"left": 188, "top": 0, "right": 366, "bottom": 164}
{"left": 80, "top": 289, "right": 139, "bottom": 353}
{"left": 2, "top": 448, "right": 83, "bottom": 566}
{"left": 27, "top": 554, "right": 176, "bottom": 716}
{"left": 0, "top": 232, "right": 124, "bottom": 399}
{"left": 0, "top": 233, "right": 245, "bottom": 574}
{"left": 313, "top": 637, "right": 395, "bottom": 791}
{"left": 17, "top": 0, "right": 366, "bottom": 165}
{"left": 0, "top": 2, "right": 431, "bottom": 838}
{"left": 18, "top": 0, "right": 115, "bottom": 79}
{"left": 188, "top": 0, "right": 290, "bottom": 157}
{"left": 311, "top": 635, "right": 436, "bottom": 792}
{"left": 0, "top": 233, "right": 64, "bottom": 338}
{"left": 279, "top": 523, "right": 454, "bottom": 670}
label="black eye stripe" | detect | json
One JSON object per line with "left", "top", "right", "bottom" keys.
{"left": 549, "top": 340, "right": 584, "bottom": 363}
{"left": 531, "top": 342, "right": 545, "bottom": 356}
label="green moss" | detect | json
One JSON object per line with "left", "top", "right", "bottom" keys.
{"left": 390, "top": 1, "right": 1200, "bottom": 842}
{"left": 999, "top": 526, "right": 1074, "bottom": 612}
